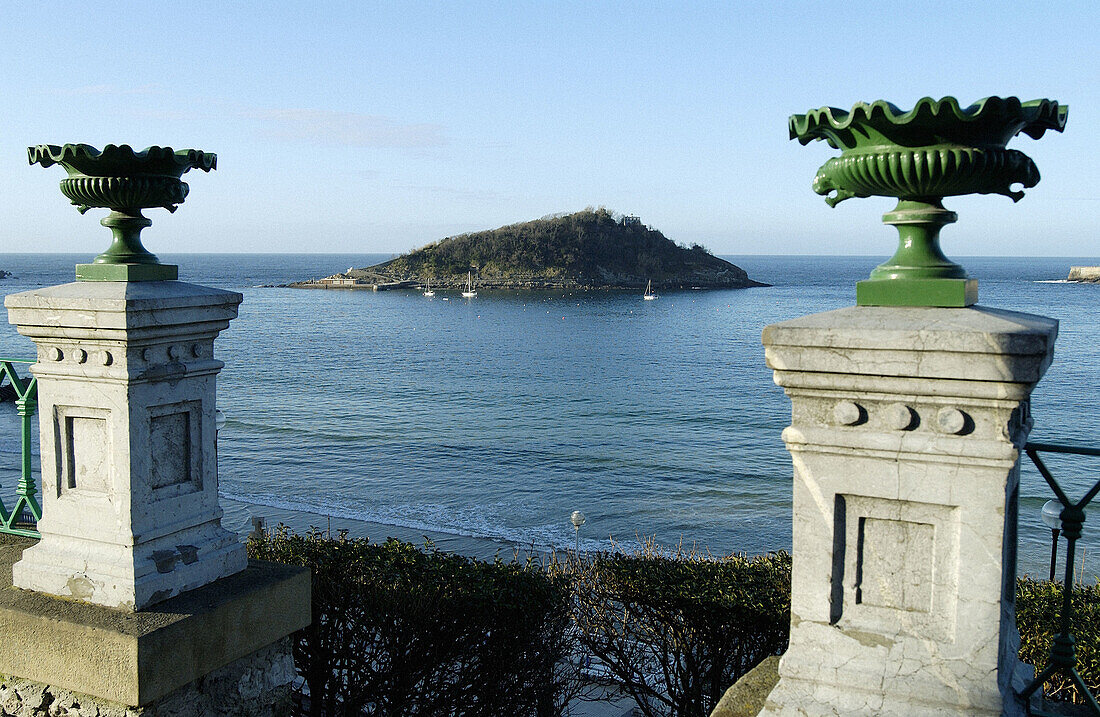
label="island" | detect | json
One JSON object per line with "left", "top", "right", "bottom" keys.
{"left": 292, "top": 209, "right": 768, "bottom": 291}
{"left": 1068, "top": 266, "right": 1100, "bottom": 283}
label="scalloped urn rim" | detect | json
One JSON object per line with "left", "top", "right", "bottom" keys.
{"left": 787, "top": 97, "right": 1069, "bottom": 307}
{"left": 28, "top": 143, "right": 216, "bottom": 178}
{"left": 789, "top": 97, "right": 1068, "bottom": 207}
{"left": 789, "top": 96, "right": 1067, "bottom": 150}
{"left": 27, "top": 143, "right": 216, "bottom": 280}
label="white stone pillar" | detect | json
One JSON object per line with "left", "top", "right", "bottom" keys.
{"left": 759, "top": 306, "right": 1057, "bottom": 716}
{"left": 5, "top": 280, "right": 246, "bottom": 610}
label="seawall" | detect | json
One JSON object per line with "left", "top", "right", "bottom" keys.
{"left": 1068, "top": 266, "right": 1100, "bottom": 282}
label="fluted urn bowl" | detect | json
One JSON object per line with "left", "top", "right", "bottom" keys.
{"left": 789, "top": 97, "right": 1067, "bottom": 307}
{"left": 29, "top": 144, "right": 217, "bottom": 281}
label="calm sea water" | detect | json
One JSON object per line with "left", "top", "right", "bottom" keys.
{"left": 1, "top": 253, "right": 1097, "bottom": 577}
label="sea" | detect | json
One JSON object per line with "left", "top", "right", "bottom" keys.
{"left": 0, "top": 253, "right": 1097, "bottom": 579}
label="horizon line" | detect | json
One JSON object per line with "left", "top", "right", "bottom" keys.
{"left": 2, "top": 252, "right": 1098, "bottom": 260}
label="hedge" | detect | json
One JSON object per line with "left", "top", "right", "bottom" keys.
{"left": 248, "top": 528, "right": 579, "bottom": 716}
{"left": 561, "top": 545, "right": 791, "bottom": 717}
{"left": 249, "top": 528, "right": 1098, "bottom": 716}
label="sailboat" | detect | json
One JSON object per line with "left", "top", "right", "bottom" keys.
{"left": 423, "top": 278, "right": 435, "bottom": 297}
{"left": 461, "top": 271, "right": 477, "bottom": 298}
{"left": 643, "top": 279, "right": 658, "bottom": 300}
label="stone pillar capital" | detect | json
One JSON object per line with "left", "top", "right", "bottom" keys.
{"left": 764, "top": 305, "right": 1057, "bottom": 383}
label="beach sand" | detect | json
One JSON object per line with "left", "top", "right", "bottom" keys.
{"left": 222, "top": 496, "right": 553, "bottom": 561}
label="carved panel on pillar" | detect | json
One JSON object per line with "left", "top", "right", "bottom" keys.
{"left": 56, "top": 406, "right": 112, "bottom": 497}
{"left": 834, "top": 495, "right": 959, "bottom": 643}
{"left": 858, "top": 517, "right": 934, "bottom": 611}
{"left": 149, "top": 400, "right": 201, "bottom": 495}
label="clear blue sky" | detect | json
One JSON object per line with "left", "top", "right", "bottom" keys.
{"left": 0, "top": 1, "right": 1095, "bottom": 256}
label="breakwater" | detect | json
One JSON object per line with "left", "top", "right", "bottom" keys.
{"left": 1068, "top": 266, "right": 1100, "bottom": 282}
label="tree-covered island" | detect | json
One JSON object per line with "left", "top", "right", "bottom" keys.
{"left": 293, "top": 209, "right": 767, "bottom": 291}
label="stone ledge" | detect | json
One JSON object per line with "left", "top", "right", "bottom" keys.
{"left": 763, "top": 306, "right": 1058, "bottom": 386}
{"left": 710, "top": 655, "right": 780, "bottom": 717}
{"left": 0, "top": 535, "right": 310, "bottom": 706}
{"left": 0, "top": 637, "right": 295, "bottom": 717}
{"left": 762, "top": 305, "right": 1057, "bottom": 355}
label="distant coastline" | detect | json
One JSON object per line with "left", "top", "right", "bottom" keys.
{"left": 291, "top": 209, "right": 768, "bottom": 291}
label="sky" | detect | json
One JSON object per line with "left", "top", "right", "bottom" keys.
{"left": 0, "top": 1, "right": 1096, "bottom": 256}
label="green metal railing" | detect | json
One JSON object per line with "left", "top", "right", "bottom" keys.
{"left": 1019, "top": 441, "right": 1100, "bottom": 715}
{"left": 0, "top": 359, "right": 39, "bottom": 538}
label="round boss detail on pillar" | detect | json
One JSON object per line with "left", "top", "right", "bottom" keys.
{"left": 885, "top": 403, "right": 918, "bottom": 431}
{"left": 73, "top": 348, "right": 88, "bottom": 364}
{"left": 935, "top": 407, "right": 969, "bottom": 435}
{"left": 833, "top": 400, "right": 865, "bottom": 426}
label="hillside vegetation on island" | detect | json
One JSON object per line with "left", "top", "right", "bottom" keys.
{"left": 298, "top": 209, "right": 766, "bottom": 290}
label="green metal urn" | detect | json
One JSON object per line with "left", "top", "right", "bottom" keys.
{"left": 790, "top": 97, "right": 1067, "bottom": 307}
{"left": 29, "top": 144, "right": 217, "bottom": 281}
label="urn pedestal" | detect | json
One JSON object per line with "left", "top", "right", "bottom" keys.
{"left": 758, "top": 306, "right": 1057, "bottom": 715}
{"left": 5, "top": 280, "right": 247, "bottom": 610}
{"left": 752, "top": 97, "right": 1069, "bottom": 714}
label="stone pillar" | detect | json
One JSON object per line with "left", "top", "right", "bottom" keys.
{"left": 758, "top": 306, "right": 1057, "bottom": 716}
{"left": 5, "top": 280, "right": 246, "bottom": 610}
{"left": 3, "top": 279, "right": 310, "bottom": 716}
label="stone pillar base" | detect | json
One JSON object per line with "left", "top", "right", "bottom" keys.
{"left": 759, "top": 657, "right": 1035, "bottom": 716}
{"left": 0, "top": 638, "right": 294, "bottom": 717}
{"left": 0, "top": 536, "right": 309, "bottom": 712}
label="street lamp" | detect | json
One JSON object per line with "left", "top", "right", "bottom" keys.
{"left": 1041, "top": 499, "right": 1064, "bottom": 582}
{"left": 571, "top": 510, "right": 586, "bottom": 555}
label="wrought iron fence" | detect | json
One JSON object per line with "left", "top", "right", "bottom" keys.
{"left": 1019, "top": 441, "right": 1100, "bottom": 715}
{"left": 0, "top": 358, "right": 39, "bottom": 538}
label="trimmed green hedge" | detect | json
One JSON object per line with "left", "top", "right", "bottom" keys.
{"left": 249, "top": 530, "right": 790, "bottom": 717}
{"left": 563, "top": 546, "right": 791, "bottom": 717}
{"left": 249, "top": 528, "right": 1100, "bottom": 715}
{"left": 249, "top": 528, "right": 578, "bottom": 716}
